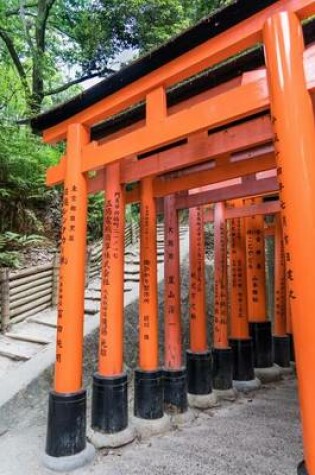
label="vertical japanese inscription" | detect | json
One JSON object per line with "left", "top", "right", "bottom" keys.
{"left": 214, "top": 203, "right": 228, "bottom": 347}
{"left": 190, "top": 208, "right": 203, "bottom": 321}
{"left": 189, "top": 207, "right": 207, "bottom": 352}
{"left": 139, "top": 177, "right": 158, "bottom": 370}
{"left": 273, "top": 132, "right": 297, "bottom": 302}
{"left": 230, "top": 216, "right": 247, "bottom": 325}
{"left": 245, "top": 198, "right": 267, "bottom": 321}
{"left": 164, "top": 195, "right": 181, "bottom": 369}
{"left": 229, "top": 199, "right": 250, "bottom": 339}
{"left": 142, "top": 204, "right": 151, "bottom": 342}
{"left": 57, "top": 184, "right": 78, "bottom": 365}
{"left": 99, "top": 191, "right": 123, "bottom": 358}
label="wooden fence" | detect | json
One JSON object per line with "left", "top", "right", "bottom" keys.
{"left": 0, "top": 222, "right": 139, "bottom": 332}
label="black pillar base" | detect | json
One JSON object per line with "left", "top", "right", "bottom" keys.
{"left": 212, "top": 348, "right": 233, "bottom": 390}
{"left": 91, "top": 373, "right": 128, "bottom": 433}
{"left": 134, "top": 369, "right": 164, "bottom": 420}
{"left": 273, "top": 335, "right": 291, "bottom": 368}
{"left": 298, "top": 460, "right": 308, "bottom": 474}
{"left": 229, "top": 338, "right": 255, "bottom": 381}
{"left": 249, "top": 321, "right": 273, "bottom": 368}
{"left": 288, "top": 333, "right": 296, "bottom": 362}
{"left": 186, "top": 350, "right": 212, "bottom": 395}
{"left": 163, "top": 368, "right": 188, "bottom": 414}
{"left": 46, "top": 389, "right": 87, "bottom": 457}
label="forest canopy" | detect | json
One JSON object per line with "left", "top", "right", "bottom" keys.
{"left": 0, "top": 0, "right": 230, "bottom": 266}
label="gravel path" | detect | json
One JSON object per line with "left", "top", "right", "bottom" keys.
{"left": 0, "top": 378, "right": 302, "bottom": 475}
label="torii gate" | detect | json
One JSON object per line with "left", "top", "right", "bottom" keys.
{"left": 31, "top": 1, "right": 315, "bottom": 473}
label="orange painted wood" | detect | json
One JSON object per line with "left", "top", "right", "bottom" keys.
{"left": 189, "top": 207, "right": 207, "bottom": 352}
{"left": 98, "top": 162, "right": 125, "bottom": 376}
{"left": 46, "top": 115, "right": 273, "bottom": 188}
{"left": 42, "top": 0, "right": 315, "bottom": 143}
{"left": 120, "top": 115, "right": 273, "bottom": 184}
{"left": 245, "top": 197, "right": 268, "bottom": 323}
{"left": 139, "top": 177, "right": 159, "bottom": 371}
{"left": 214, "top": 202, "right": 229, "bottom": 348}
{"left": 123, "top": 152, "right": 275, "bottom": 204}
{"left": 54, "top": 124, "right": 89, "bottom": 393}
{"left": 273, "top": 214, "right": 287, "bottom": 336}
{"left": 177, "top": 176, "right": 278, "bottom": 210}
{"left": 46, "top": 155, "right": 66, "bottom": 186}
{"left": 81, "top": 78, "right": 269, "bottom": 172}
{"left": 164, "top": 195, "right": 182, "bottom": 369}
{"left": 204, "top": 200, "right": 280, "bottom": 223}
{"left": 264, "top": 12, "right": 315, "bottom": 472}
{"left": 229, "top": 201, "right": 250, "bottom": 340}
{"left": 152, "top": 152, "right": 275, "bottom": 199}
{"left": 88, "top": 171, "right": 106, "bottom": 195}
{"left": 286, "top": 282, "right": 293, "bottom": 335}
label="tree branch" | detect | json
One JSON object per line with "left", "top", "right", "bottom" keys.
{"left": 19, "top": 0, "right": 35, "bottom": 53}
{"left": 5, "top": 3, "right": 37, "bottom": 16}
{"left": 44, "top": 72, "right": 108, "bottom": 96}
{"left": 0, "top": 29, "right": 31, "bottom": 97}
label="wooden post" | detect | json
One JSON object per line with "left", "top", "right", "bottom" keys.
{"left": 273, "top": 214, "right": 291, "bottom": 368}
{"left": 45, "top": 124, "right": 92, "bottom": 461}
{"left": 91, "top": 161, "right": 129, "bottom": 435}
{"left": 213, "top": 202, "right": 233, "bottom": 392}
{"left": 214, "top": 202, "right": 228, "bottom": 349}
{"left": 264, "top": 12, "right": 315, "bottom": 473}
{"left": 163, "top": 195, "right": 187, "bottom": 414}
{"left": 229, "top": 201, "right": 256, "bottom": 385}
{"left": 245, "top": 197, "right": 273, "bottom": 369}
{"left": 1, "top": 269, "right": 10, "bottom": 333}
{"left": 164, "top": 195, "right": 182, "bottom": 370}
{"left": 187, "top": 206, "right": 213, "bottom": 399}
{"left": 134, "top": 176, "right": 163, "bottom": 420}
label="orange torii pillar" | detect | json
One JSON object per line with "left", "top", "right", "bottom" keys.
{"left": 90, "top": 162, "right": 133, "bottom": 444}
{"left": 212, "top": 202, "right": 233, "bottom": 392}
{"left": 272, "top": 214, "right": 291, "bottom": 369}
{"left": 264, "top": 11, "right": 315, "bottom": 474}
{"left": 44, "top": 124, "right": 95, "bottom": 468}
{"left": 228, "top": 205, "right": 259, "bottom": 391}
{"left": 134, "top": 176, "right": 163, "bottom": 420}
{"left": 245, "top": 198, "right": 274, "bottom": 371}
{"left": 163, "top": 195, "right": 188, "bottom": 414}
{"left": 187, "top": 206, "right": 215, "bottom": 405}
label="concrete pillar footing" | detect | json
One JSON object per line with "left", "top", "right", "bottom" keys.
{"left": 213, "top": 388, "right": 238, "bottom": 401}
{"left": 254, "top": 365, "right": 282, "bottom": 383}
{"left": 170, "top": 409, "right": 196, "bottom": 426}
{"left": 274, "top": 364, "right": 294, "bottom": 376}
{"left": 233, "top": 378, "right": 261, "bottom": 393}
{"left": 42, "top": 443, "right": 95, "bottom": 472}
{"left": 87, "top": 425, "right": 137, "bottom": 449}
{"left": 132, "top": 414, "right": 171, "bottom": 439}
{"left": 188, "top": 392, "right": 218, "bottom": 409}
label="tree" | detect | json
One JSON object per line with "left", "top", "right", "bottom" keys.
{"left": 0, "top": 0, "right": 230, "bottom": 116}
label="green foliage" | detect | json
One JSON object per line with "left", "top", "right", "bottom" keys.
{"left": 87, "top": 197, "right": 140, "bottom": 242}
{"left": 0, "top": 0, "right": 231, "bottom": 114}
{"left": 87, "top": 193, "right": 104, "bottom": 242}
{"left": 0, "top": 123, "right": 60, "bottom": 235}
{"left": 0, "top": 0, "right": 231, "bottom": 264}
{"left": 0, "top": 251, "right": 20, "bottom": 268}
{"left": 125, "top": 203, "right": 140, "bottom": 224}
{"left": 0, "top": 231, "right": 46, "bottom": 267}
